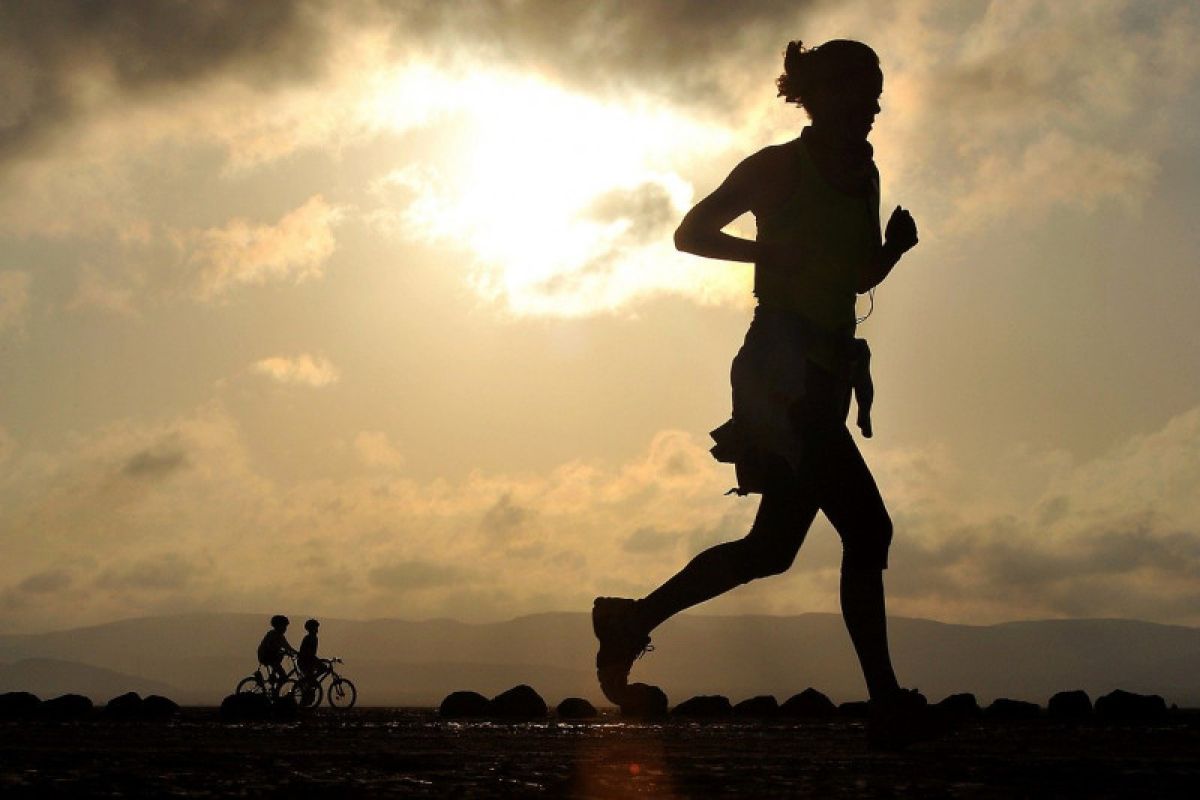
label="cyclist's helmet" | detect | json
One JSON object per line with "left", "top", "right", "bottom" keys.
{"left": 270, "top": 614, "right": 289, "bottom": 629}
{"left": 305, "top": 619, "right": 319, "bottom": 632}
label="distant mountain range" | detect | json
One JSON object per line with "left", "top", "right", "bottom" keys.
{"left": 0, "top": 657, "right": 178, "bottom": 701}
{"left": 1, "top": 612, "right": 1197, "bottom": 708}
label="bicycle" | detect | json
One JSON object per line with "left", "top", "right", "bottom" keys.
{"left": 235, "top": 655, "right": 300, "bottom": 698}
{"left": 284, "top": 657, "right": 357, "bottom": 710}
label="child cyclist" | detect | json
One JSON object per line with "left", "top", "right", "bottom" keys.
{"left": 297, "top": 618, "right": 330, "bottom": 683}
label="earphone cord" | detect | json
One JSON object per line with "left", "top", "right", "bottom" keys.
{"left": 856, "top": 287, "right": 875, "bottom": 324}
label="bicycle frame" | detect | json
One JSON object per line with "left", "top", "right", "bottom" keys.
{"left": 298, "top": 657, "right": 343, "bottom": 689}
{"left": 248, "top": 655, "right": 300, "bottom": 691}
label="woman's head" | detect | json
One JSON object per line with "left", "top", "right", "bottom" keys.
{"left": 777, "top": 40, "right": 882, "bottom": 139}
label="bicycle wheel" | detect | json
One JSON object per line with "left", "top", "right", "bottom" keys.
{"left": 327, "top": 678, "right": 357, "bottom": 709}
{"left": 236, "top": 675, "right": 266, "bottom": 695}
{"left": 288, "top": 678, "right": 323, "bottom": 709}
{"left": 275, "top": 678, "right": 298, "bottom": 702}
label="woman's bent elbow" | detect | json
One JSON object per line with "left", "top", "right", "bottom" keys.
{"left": 673, "top": 226, "right": 691, "bottom": 253}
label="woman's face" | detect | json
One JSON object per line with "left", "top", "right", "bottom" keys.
{"left": 810, "top": 65, "right": 884, "bottom": 141}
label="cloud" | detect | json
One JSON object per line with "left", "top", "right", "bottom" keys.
{"left": 368, "top": 559, "right": 472, "bottom": 591}
{"left": 480, "top": 492, "right": 533, "bottom": 539}
{"left": 17, "top": 569, "right": 73, "bottom": 595}
{"left": 3, "top": 1, "right": 790, "bottom": 317}
{"left": 95, "top": 552, "right": 206, "bottom": 592}
{"left": 1, "top": 2, "right": 1199, "bottom": 631}
{"left": 364, "top": 78, "right": 743, "bottom": 317}
{"left": 585, "top": 182, "right": 678, "bottom": 246}
{"left": 4, "top": 1, "right": 1197, "bottom": 319}
{"left": 845, "top": 0, "right": 1200, "bottom": 235}
{"left": 623, "top": 526, "right": 678, "bottom": 554}
{"left": 0, "top": 270, "right": 30, "bottom": 333}
{"left": 186, "top": 195, "right": 343, "bottom": 300}
{"left": 872, "top": 404, "right": 1200, "bottom": 623}
{"left": 946, "top": 132, "right": 1157, "bottom": 234}
{"left": 0, "top": 409, "right": 743, "bottom": 629}
{"left": 54, "top": 195, "right": 343, "bottom": 314}
{"left": 122, "top": 439, "right": 190, "bottom": 480}
{"left": 0, "top": 0, "right": 330, "bottom": 167}
{"left": 0, "top": 0, "right": 816, "bottom": 175}
{"left": 353, "top": 431, "right": 404, "bottom": 469}
{"left": 252, "top": 354, "right": 340, "bottom": 388}
{"left": 3, "top": 400, "right": 1200, "bottom": 630}
{"left": 378, "top": 0, "right": 819, "bottom": 115}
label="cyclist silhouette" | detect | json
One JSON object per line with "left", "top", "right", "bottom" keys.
{"left": 297, "top": 618, "right": 330, "bottom": 682}
{"left": 593, "top": 39, "right": 928, "bottom": 746}
{"left": 256, "top": 614, "right": 297, "bottom": 689}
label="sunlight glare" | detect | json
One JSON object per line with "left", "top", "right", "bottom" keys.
{"left": 368, "top": 66, "right": 743, "bottom": 316}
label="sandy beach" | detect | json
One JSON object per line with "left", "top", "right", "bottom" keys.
{"left": 2, "top": 708, "right": 1197, "bottom": 798}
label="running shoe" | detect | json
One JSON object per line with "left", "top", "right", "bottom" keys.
{"left": 868, "top": 687, "right": 944, "bottom": 750}
{"left": 592, "top": 597, "right": 653, "bottom": 705}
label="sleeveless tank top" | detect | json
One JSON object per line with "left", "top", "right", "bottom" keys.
{"left": 754, "top": 135, "right": 880, "bottom": 368}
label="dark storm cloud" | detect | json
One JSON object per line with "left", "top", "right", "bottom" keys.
{"left": 0, "top": 0, "right": 330, "bottom": 164}
{"left": 0, "top": 0, "right": 821, "bottom": 167}
{"left": 385, "top": 0, "right": 822, "bottom": 110}
{"left": 122, "top": 441, "right": 189, "bottom": 480}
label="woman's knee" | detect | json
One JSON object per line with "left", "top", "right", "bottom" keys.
{"left": 739, "top": 537, "right": 799, "bottom": 579}
{"left": 842, "top": 512, "right": 893, "bottom": 572}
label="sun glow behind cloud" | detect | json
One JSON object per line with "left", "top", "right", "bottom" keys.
{"left": 367, "top": 66, "right": 748, "bottom": 316}
{"left": 5, "top": 0, "right": 1200, "bottom": 635}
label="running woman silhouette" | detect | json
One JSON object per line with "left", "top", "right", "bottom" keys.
{"left": 593, "top": 40, "right": 927, "bottom": 745}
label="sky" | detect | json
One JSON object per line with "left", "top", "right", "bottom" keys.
{"left": 1, "top": 0, "right": 1199, "bottom": 634}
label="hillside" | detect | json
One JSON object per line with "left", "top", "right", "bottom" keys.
{"left": 0, "top": 613, "right": 1196, "bottom": 706}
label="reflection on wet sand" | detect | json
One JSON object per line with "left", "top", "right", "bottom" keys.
{"left": 1, "top": 708, "right": 1198, "bottom": 797}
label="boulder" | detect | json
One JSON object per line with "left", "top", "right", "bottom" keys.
{"left": 271, "top": 694, "right": 298, "bottom": 722}
{"left": 142, "top": 695, "right": 181, "bottom": 719}
{"left": 439, "top": 691, "right": 490, "bottom": 719}
{"left": 984, "top": 698, "right": 1040, "bottom": 721}
{"left": 555, "top": 697, "right": 597, "bottom": 719}
{"left": 0, "top": 691, "right": 41, "bottom": 719}
{"left": 490, "top": 685, "right": 547, "bottom": 719}
{"left": 780, "top": 688, "right": 836, "bottom": 718}
{"left": 936, "top": 693, "right": 982, "bottom": 719}
{"left": 733, "top": 695, "right": 779, "bottom": 718}
{"left": 103, "top": 692, "right": 144, "bottom": 720}
{"left": 672, "top": 695, "right": 733, "bottom": 718}
{"left": 1094, "top": 690, "right": 1167, "bottom": 723}
{"left": 837, "top": 701, "right": 871, "bottom": 719}
{"left": 220, "top": 692, "right": 272, "bottom": 722}
{"left": 40, "top": 693, "right": 94, "bottom": 720}
{"left": 620, "top": 683, "right": 668, "bottom": 718}
{"left": 1047, "top": 690, "right": 1092, "bottom": 722}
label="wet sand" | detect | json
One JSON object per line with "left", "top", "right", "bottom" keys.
{"left": 2, "top": 708, "right": 1197, "bottom": 797}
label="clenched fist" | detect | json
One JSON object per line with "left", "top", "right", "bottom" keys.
{"left": 885, "top": 206, "right": 918, "bottom": 253}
